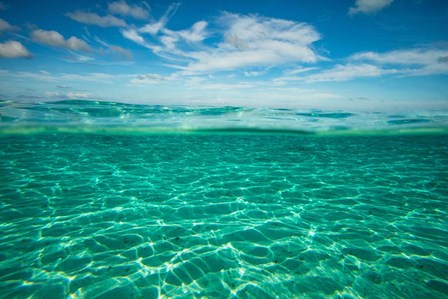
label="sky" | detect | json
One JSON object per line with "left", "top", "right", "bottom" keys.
{"left": 0, "top": 0, "right": 447, "bottom": 110}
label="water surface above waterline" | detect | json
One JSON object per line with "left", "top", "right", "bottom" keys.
{"left": 1, "top": 100, "right": 448, "bottom": 135}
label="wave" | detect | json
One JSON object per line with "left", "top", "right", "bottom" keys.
{"left": 1, "top": 100, "right": 448, "bottom": 136}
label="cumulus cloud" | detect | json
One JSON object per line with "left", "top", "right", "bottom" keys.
{"left": 108, "top": 0, "right": 149, "bottom": 20}
{"left": 67, "top": 11, "right": 126, "bottom": 27}
{"left": 351, "top": 48, "right": 448, "bottom": 75}
{"left": 0, "top": 40, "right": 31, "bottom": 58}
{"left": 349, "top": 0, "right": 393, "bottom": 15}
{"left": 31, "top": 29, "right": 91, "bottom": 52}
{"left": 0, "top": 18, "right": 19, "bottom": 33}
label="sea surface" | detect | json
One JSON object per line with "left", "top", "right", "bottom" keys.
{"left": 0, "top": 100, "right": 447, "bottom": 298}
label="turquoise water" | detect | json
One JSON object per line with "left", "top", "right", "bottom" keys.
{"left": 1, "top": 101, "right": 448, "bottom": 298}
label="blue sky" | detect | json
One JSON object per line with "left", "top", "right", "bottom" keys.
{"left": 0, "top": 0, "right": 447, "bottom": 110}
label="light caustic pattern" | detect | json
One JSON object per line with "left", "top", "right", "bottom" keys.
{"left": 0, "top": 134, "right": 447, "bottom": 298}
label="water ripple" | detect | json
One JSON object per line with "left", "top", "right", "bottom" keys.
{"left": 0, "top": 134, "right": 447, "bottom": 298}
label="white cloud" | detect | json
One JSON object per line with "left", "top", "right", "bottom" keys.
{"left": 139, "top": 3, "right": 180, "bottom": 35}
{"left": 128, "top": 72, "right": 255, "bottom": 91}
{"left": 130, "top": 73, "right": 176, "bottom": 85}
{"left": 66, "top": 53, "right": 95, "bottom": 62}
{"left": 181, "top": 13, "right": 321, "bottom": 73}
{"left": 109, "top": 45, "right": 133, "bottom": 60}
{"left": 62, "top": 72, "right": 117, "bottom": 82}
{"left": 273, "top": 67, "right": 318, "bottom": 85}
{"left": 311, "top": 93, "right": 342, "bottom": 99}
{"left": 275, "top": 47, "right": 448, "bottom": 83}
{"left": 193, "top": 82, "right": 255, "bottom": 90}
{"left": 140, "top": 22, "right": 164, "bottom": 35}
{"left": 31, "top": 29, "right": 91, "bottom": 52}
{"left": 351, "top": 48, "right": 448, "bottom": 75}
{"left": 129, "top": 73, "right": 180, "bottom": 86}
{"left": 143, "top": 20, "right": 209, "bottom": 60}
{"left": 66, "top": 91, "right": 91, "bottom": 98}
{"left": 122, "top": 29, "right": 146, "bottom": 44}
{"left": 0, "top": 40, "right": 31, "bottom": 58}
{"left": 184, "top": 50, "right": 278, "bottom": 73}
{"left": 108, "top": 0, "right": 149, "bottom": 20}
{"left": 274, "top": 66, "right": 318, "bottom": 83}
{"left": 173, "top": 21, "right": 208, "bottom": 43}
{"left": 11, "top": 70, "right": 119, "bottom": 83}
{"left": 0, "top": 18, "right": 19, "bottom": 32}
{"left": 121, "top": 28, "right": 160, "bottom": 53}
{"left": 46, "top": 91, "right": 92, "bottom": 99}
{"left": 352, "top": 48, "right": 448, "bottom": 65}
{"left": 67, "top": 11, "right": 126, "bottom": 27}
{"left": 303, "top": 63, "right": 396, "bottom": 82}
{"left": 95, "top": 38, "right": 133, "bottom": 60}
{"left": 244, "top": 70, "right": 265, "bottom": 77}
{"left": 123, "top": 12, "right": 322, "bottom": 74}
{"left": 284, "top": 66, "right": 319, "bottom": 75}
{"left": 349, "top": 0, "right": 393, "bottom": 15}
{"left": 160, "top": 35, "right": 177, "bottom": 49}
{"left": 150, "top": 20, "right": 208, "bottom": 49}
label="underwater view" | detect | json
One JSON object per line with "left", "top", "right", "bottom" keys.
{"left": 0, "top": 100, "right": 447, "bottom": 298}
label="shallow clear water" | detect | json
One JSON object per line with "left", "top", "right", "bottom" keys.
{"left": 0, "top": 101, "right": 447, "bottom": 298}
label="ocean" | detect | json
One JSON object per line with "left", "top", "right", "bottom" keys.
{"left": 0, "top": 100, "right": 447, "bottom": 298}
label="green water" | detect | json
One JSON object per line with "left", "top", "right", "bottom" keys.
{"left": 1, "top": 100, "right": 448, "bottom": 298}
{"left": 1, "top": 132, "right": 447, "bottom": 298}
